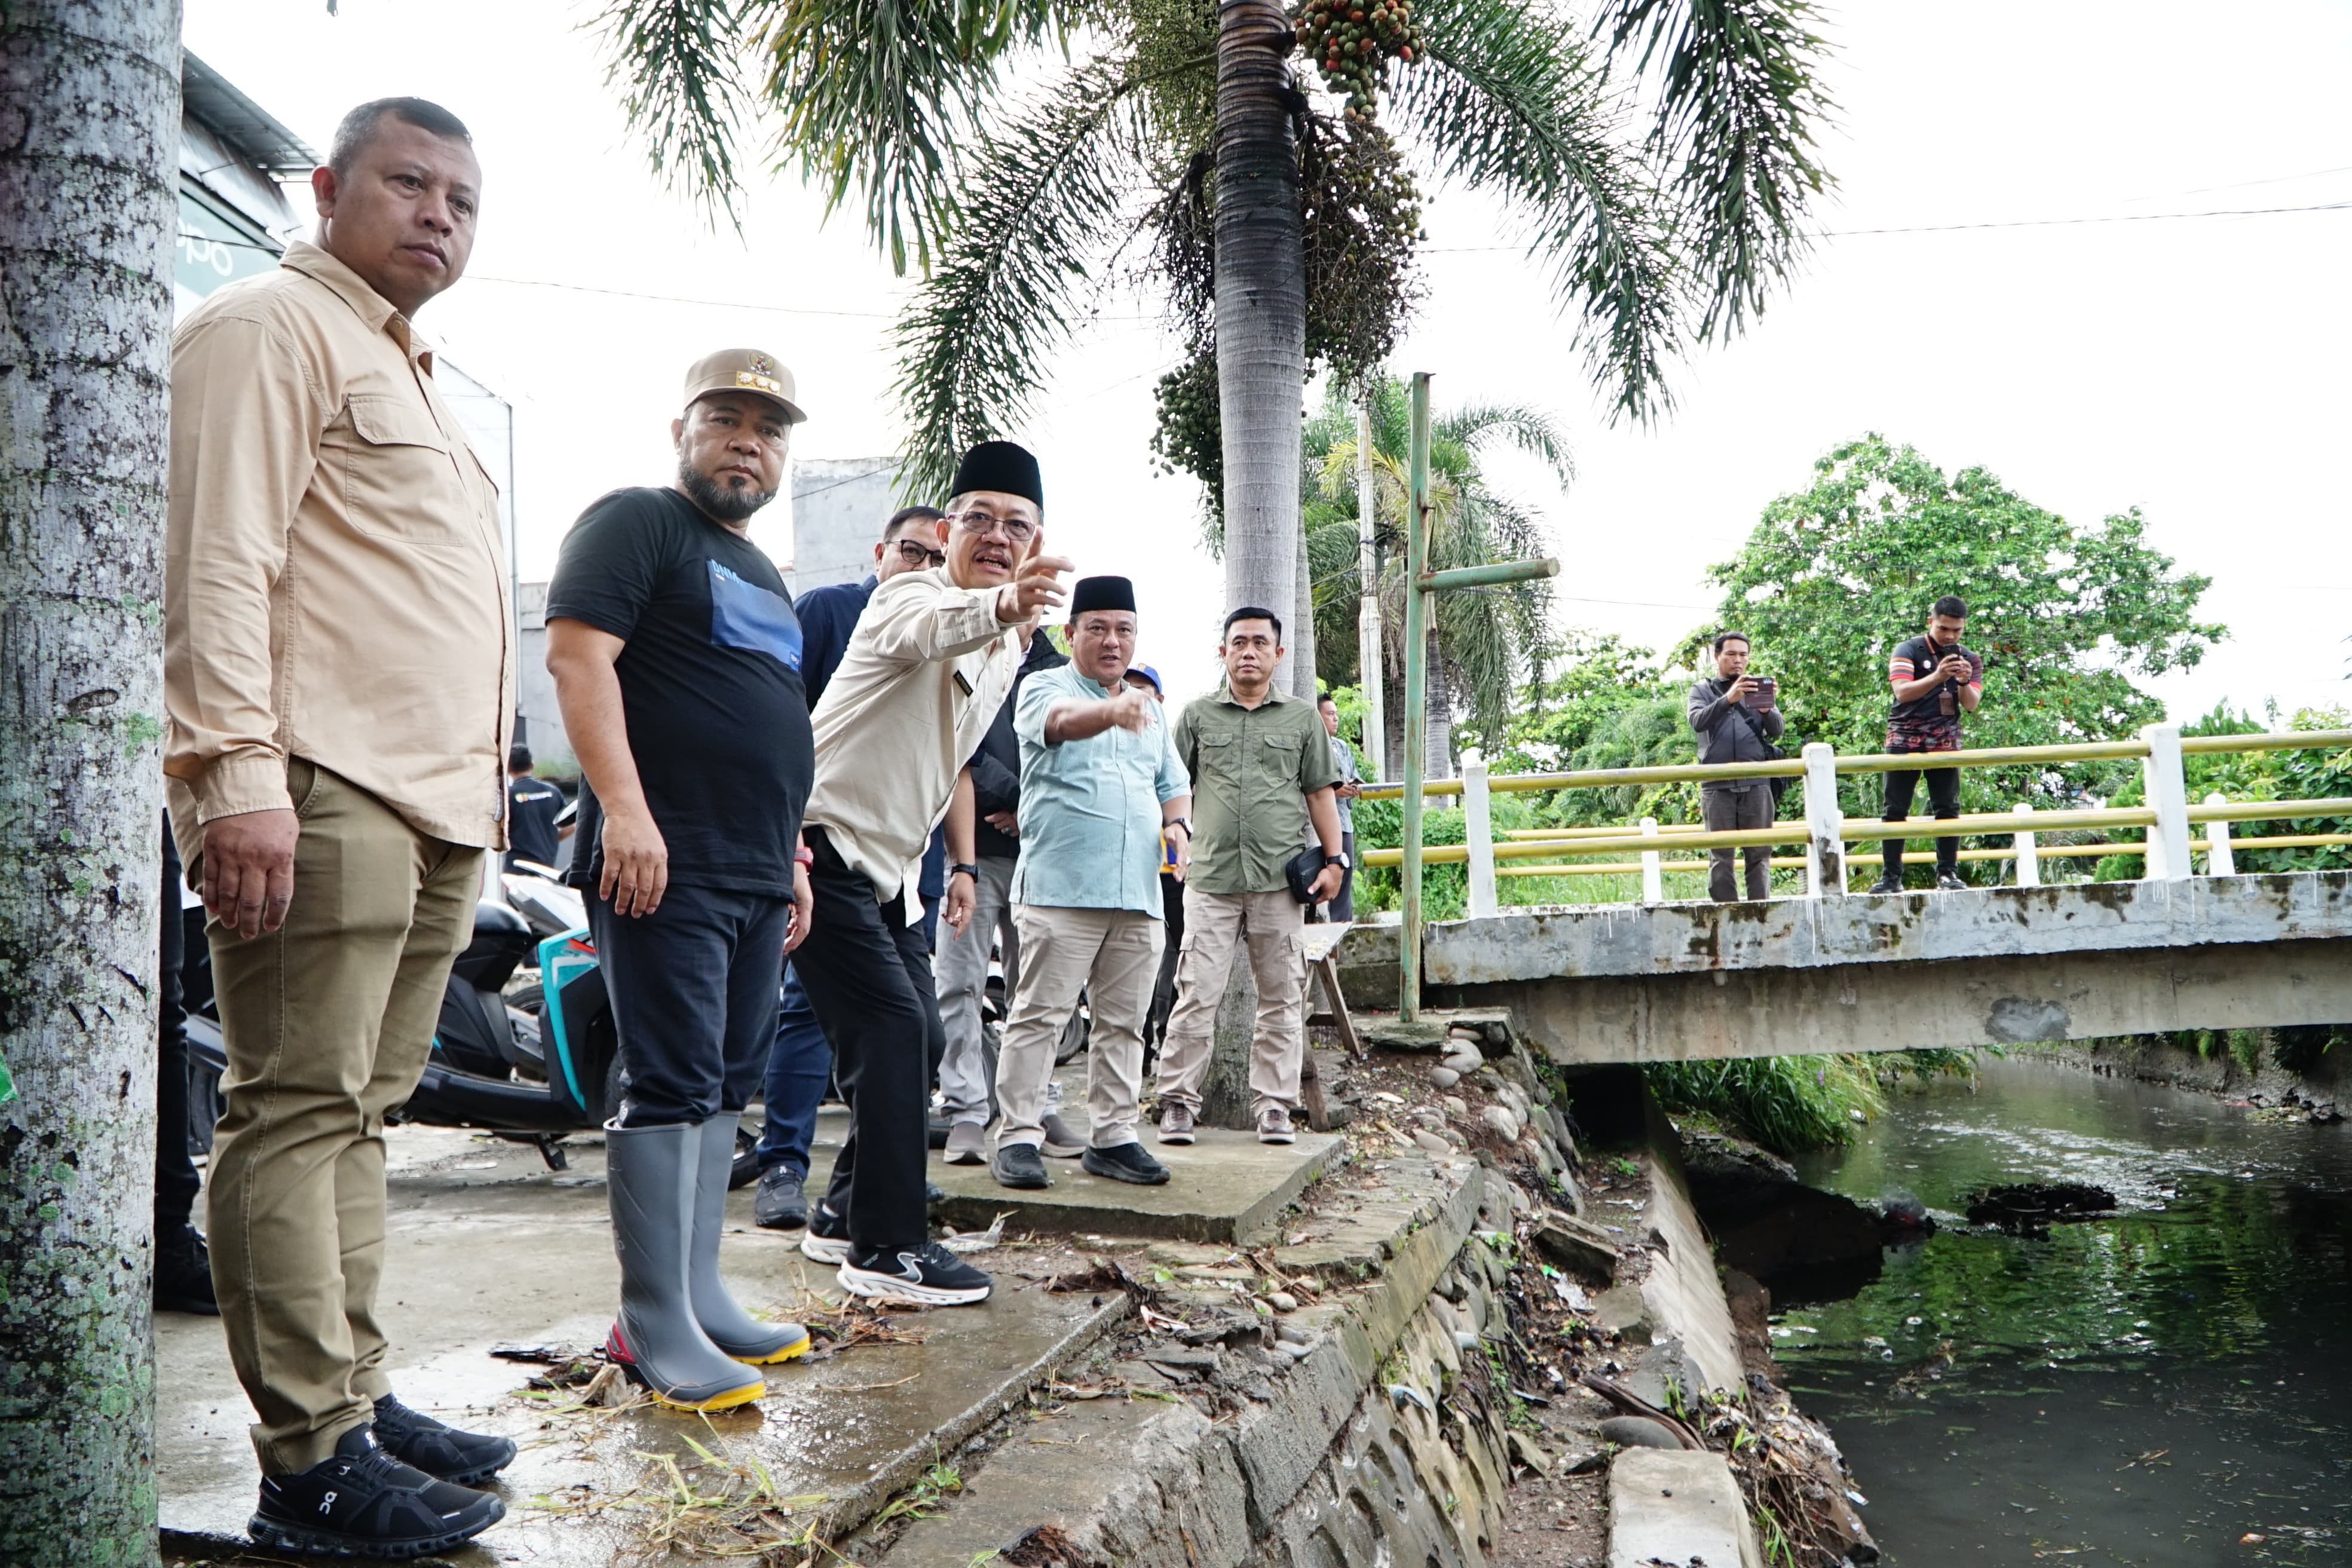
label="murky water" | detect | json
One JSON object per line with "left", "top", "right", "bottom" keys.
{"left": 1776, "top": 1056, "right": 2352, "bottom": 1566}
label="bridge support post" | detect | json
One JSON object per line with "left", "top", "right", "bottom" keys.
{"left": 2204, "top": 793, "right": 2235, "bottom": 875}
{"left": 1801, "top": 742, "right": 1846, "bottom": 896}
{"left": 1639, "top": 817, "right": 1663, "bottom": 904}
{"left": 2140, "top": 721, "right": 2192, "bottom": 881}
{"left": 2013, "top": 803, "right": 2039, "bottom": 887}
{"left": 1463, "top": 748, "right": 1498, "bottom": 918}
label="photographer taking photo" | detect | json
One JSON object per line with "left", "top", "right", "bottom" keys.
{"left": 1688, "top": 630, "right": 1783, "bottom": 902}
{"left": 1872, "top": 595, "right": 1983, "bottom": 893}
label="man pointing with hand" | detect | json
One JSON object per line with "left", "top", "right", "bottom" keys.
{"left": 791, "top": 440, "right": 1068, "bottom": 1306}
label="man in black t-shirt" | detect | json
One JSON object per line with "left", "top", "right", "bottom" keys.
{"left": 504, "top": 746, "right": 565, "bottom": 871}
{"left": 1871, "top": 595, "right": 1984, "bottom": 894}
{"left": 544, "top": 350, "right": 817, "bottom": 1414}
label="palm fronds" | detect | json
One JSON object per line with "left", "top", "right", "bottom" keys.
{"left": 890, "top": 58, "right": 1159, "bottom": 497}
{"left": 592, "top": 0, "right": 761, "bottom": 225}
{"left": 1392, "top": 0, "right": 1686, "bottom": 422}
{"left": 1594, "top": 0, "right": 1836, "bottom": 339}
{"left": 755, "top": 0, "right": 1071, "bottom": 273}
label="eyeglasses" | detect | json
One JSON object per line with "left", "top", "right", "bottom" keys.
{"left": 945, "top": 509, "right": 1037, "bottom": 544}
{"left": 893, "top": 538, "right": 948, "bottom": 568}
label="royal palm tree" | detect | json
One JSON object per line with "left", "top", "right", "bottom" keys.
{"left": 598, "top": 0, "right": 1832, "bottom": 686}
{"left": 1, "top": 4, "right": 179, "bottom": 1560}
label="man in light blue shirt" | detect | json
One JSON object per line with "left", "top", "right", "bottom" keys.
{"left": 991, "top": 577, "right": 1193, "bottom": 1190}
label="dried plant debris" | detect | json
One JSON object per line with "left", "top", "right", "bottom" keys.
{"left": 999, "top": 1523, "right": 1111, "bottom": 1568}
{"left": 1962, "top": 1182, "right": 2118, "bottom": 1235}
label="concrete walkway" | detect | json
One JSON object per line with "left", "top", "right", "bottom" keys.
{"left": 160, "top": 1083, "right": 1329, "bottom": 1564}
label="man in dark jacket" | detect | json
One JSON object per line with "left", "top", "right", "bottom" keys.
{"left": 935, "top": 631, "right": 1068, "bottom": 1163}
{"left": 752, "top": 506, "right": 945, "bottom": 1230}
{"left": 1688, "top": 630, "right": 1784, "bottom": 902}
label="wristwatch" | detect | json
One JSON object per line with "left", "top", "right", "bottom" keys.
{"left": 949, "top": 862, "right": 980, "bottom": 881}
{"left": 1325, "top": 851, "right": 1350, "bottom": 870}
{"left": 1167, "top": 817, "right": 1192, "bottom": 835}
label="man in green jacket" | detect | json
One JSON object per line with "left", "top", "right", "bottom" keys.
{"left": 1152, "top": 608, "right": 1346, "bottom": 1144}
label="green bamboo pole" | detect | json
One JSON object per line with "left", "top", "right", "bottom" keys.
{"left": 1399, "top": 373, "right": 1431, "bottom": 1020}
{"left": 1417, "top": 558, "right": 1561, "bottom": 592}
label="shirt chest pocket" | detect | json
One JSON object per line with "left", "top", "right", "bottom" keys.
{"left": 336, "top": 394, "right": 483, "bottom": 550}
{"left": 1255, "top": 731, "right": 1303, "bottom": 786}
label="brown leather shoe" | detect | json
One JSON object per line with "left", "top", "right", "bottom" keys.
{"left": 1156, "top": 1103, "right": 1196, "bottom": 1145}
{"left": 1257, "top": 1107, "right": 1297, "bottom": 1144}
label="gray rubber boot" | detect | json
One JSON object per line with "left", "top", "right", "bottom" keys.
{"left": 604, "top": 1120, "right": 766, "bottom": 1410}
{"left": 692, "top": 1114, "right": 811, "bottom": 1365}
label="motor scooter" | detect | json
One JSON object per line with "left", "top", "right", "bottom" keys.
{"left": 185, "top": 900, "right": 758, "bottom": 1186}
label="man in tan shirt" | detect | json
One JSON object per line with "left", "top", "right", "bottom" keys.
{"left": 792, "top": 441, "right": 1068, "bottom": 1307}
{"left": 164, "top": 98, "right": 513, "bottom": 1559}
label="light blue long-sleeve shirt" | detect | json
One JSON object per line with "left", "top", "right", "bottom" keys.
{"left": 1010, "top": 663, "right": 1192, "bottom": 917}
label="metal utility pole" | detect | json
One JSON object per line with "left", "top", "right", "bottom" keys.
{"left": 1396, "top": 372, "right": 1558, "bottom": 1021}
{"left": 1355, "top": 393, "right": 1383, "bottom": 779}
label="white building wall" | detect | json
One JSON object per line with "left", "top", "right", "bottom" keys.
{"left": 787, "top": 457, "right": 907, "bottom": 595}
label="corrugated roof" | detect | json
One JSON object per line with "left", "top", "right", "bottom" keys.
{"left": 182, "top": 51, "right": 318, "bottom": 175}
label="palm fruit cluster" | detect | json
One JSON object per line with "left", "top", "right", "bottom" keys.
{"left": 1292, "top": 0, "right": 1423, "bottom": 120}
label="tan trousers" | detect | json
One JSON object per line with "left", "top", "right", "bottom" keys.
{"left": 204, "top": 760, "right": 482, "bottom": 1474}
{"left": 1153, "top": 888, "right": 1307, "bottom": 1119}
{"left": 995, "top": 905, "right": 1162, "bottom": 1149}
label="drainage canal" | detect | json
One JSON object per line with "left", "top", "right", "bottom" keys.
{"left": 1772, "top": 1055, "right": 2351, "bottom": 1566}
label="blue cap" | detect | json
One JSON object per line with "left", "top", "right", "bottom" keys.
{"left": 1127, "top": 664, "right": 1162, "bottom": 692}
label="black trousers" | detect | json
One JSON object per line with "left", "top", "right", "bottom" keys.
{"left": 157, "top": 819, "right": 201, "bottom": 1234}
{"left": 794, "top": 828, "right": 945, "bottom": 1254}
{"left": 590, "top": 880, "right": 792, "bottom": 1126}
{"left": 1882, "top": 765, "right": 1962, "bottom": 876}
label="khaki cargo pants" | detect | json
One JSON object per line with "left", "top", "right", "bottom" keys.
{"left": 994, "top": 904, "right": 1163, "bottom": 1149}
{"left": 203, "top": 760, "right": 482, "bottom": 1474}
{"left": 1152, "top": 888, "right": 1307, "bottom": 1119}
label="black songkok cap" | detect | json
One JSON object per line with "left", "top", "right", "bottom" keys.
{"left": 950, "top": 440, "right": 1043, "bottom": 510}
{"left": 1070, "top": 575, "right": 1136, "bottom": 617}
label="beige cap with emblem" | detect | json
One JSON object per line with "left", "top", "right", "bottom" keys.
{"left": 683, "top": 348, "right": 807, "bottom": 424}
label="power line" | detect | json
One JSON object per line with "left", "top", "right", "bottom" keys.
{"left": 1422, "top": 197, "right": 2352, "bottom": 254}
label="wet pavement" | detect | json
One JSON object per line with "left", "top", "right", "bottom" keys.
{"left": 158, "top": 1080, "right": 1327, "bottom": 1564}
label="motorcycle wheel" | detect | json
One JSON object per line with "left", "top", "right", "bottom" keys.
{"left": 730, "top": 1123, "right": 759, "bottom": 1189}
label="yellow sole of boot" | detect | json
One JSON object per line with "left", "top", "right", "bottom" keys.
{"left": 733, "top": 1331, "right": 812, "bottom": 1367}
{"left": 645, "top": 1377, "right": 767, "bottom": 1413}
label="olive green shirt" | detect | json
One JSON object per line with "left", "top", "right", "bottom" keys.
{"left": 1172, "top": 684, "right": 1341, "bottom": 896}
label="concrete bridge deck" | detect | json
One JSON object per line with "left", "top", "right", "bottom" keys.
{"left": 1336, "top": 869, "right": 2352, "bottom": 1064}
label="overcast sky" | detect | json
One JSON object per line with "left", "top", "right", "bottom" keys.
{"left": 183, "top": 1, "right": 2352, "bottom": 719}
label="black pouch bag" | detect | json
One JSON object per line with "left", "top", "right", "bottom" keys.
{"left": 1285, "top": 844, "right": 1328, "bottom": 904}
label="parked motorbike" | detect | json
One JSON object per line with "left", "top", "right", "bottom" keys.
{"left": 185, "top": 892, "right": 759, "bottom": 1186}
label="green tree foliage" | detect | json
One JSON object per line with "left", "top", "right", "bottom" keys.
{"left": 2090, "top": 702, "right": 2351, "bottom": 880}
{"left": 1703, "top": 433, "right": 2225, "bottom": 816}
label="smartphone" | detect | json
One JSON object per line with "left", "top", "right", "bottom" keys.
{"left": 1743, "top": 676, "right": 1777, "bottom": 710}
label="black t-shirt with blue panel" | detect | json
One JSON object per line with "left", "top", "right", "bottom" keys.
{"left": 546, "top": 486, "right": 813, "bottom": 898}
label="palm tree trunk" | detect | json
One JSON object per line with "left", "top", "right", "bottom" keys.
{"left": 0, "top": 4, "right": 177, "bottom": 1562}
{"left": 1288, "top": 532, "right": 1316, "bottom": 697}
{"left": 1425, "top": 629, "right": 1454, "bottom": 778}
{"left": 1212, "top": 0, "right": 1304, "bottom": 639}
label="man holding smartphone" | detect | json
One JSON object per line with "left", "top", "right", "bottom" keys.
{"left": 1872, "top": 595, "right": 1983, "bottom": 893}
{"left": 1688, "top": 630, "right": 1783, "bottom": 901}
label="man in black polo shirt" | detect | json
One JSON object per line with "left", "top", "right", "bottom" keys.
{"left": 1871, "top": 595, "right": 1983, "bottom": 894}
{"left": 545, "top": 350, "right": 817, "bottom": 1412}
{"left": 504, "top": 745, "right": 565, "bottom": 871}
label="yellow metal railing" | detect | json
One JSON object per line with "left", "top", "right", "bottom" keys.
{"left": 1490, "top": 833, "right": 2352, "bottom": 879}
{"left": 1356, "top": 728, "right": 2352, "bottom": 803}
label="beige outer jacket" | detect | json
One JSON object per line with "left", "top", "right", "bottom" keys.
{"left": 164, "top": 242, "right": 514, "bottom": 859}
{"left": 804, "top": 568, "right": 1022, "bottom": 903}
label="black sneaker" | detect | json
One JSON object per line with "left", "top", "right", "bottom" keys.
{"left": 754, "top": 1166, "right": 808, "bottom": 1230}
{"left": 155, "top": 1223, "right": 219, "bottom": 1316}
{"left": 992, "top": 1142, "right": 1051, "bottom": 1190}
{"left": 1936, "top": 870, "right": 1967, "bottom": 891}
{"left": 799, "top": 1200, "right": 852, "bottom": 1264}
{"left": 248, "top": 1424, "right": 503, "bottom": 1560}
{"left": 1082, "top": 1141, "right": 1170, "bottom": 1185}
{"left": 371, "top": 1392, "right": 516, "bottom": 1486}
{"left": 1867, "top": 875, "right": 1903, "bottom": 895}
{"left": 838, "top": 1241, "right": 993, "bottom": 1306}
